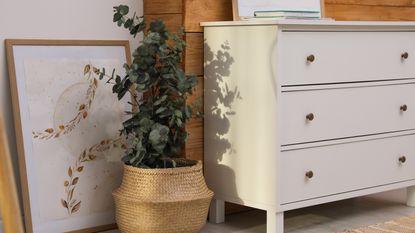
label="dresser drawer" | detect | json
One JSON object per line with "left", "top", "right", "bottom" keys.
{"left": 280, "top": 134, "right": 415, "bottom": 204}
{"left": 281, "top": 83, "right": 415, "bottom": 145}
{"left": 280, "top": 31, "right": 415, "bottom": 86}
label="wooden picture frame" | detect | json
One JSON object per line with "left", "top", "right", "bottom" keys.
{"left": 5, "top": 39, "right": 132, "bottom": 233}
{"left": 0, "top": 115, "right": 24, "bottom": 233}
{"left": 232, "top": 0, "right": 240, "bottom": 21}
{"left": 232, "top": 0, "right": 326, "bottom": 20}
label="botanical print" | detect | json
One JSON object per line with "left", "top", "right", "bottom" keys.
{"left": 24, "top": 59, "right": 126, "bottom": 221}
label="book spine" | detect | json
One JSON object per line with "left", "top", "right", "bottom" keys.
{"left": 254, "top": 12, "right": 320, "bottom": 18}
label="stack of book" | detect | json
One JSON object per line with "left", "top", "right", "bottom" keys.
{"left": 254, "top": 10, "right": 320, "bottom": 19}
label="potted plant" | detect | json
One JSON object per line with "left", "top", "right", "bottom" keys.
{"left": 99, "top": 5, "right": 213, "bottom": 233}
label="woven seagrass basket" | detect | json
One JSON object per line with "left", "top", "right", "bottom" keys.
{"left": 113, "top": 160, "right": 213, "bottom": 233}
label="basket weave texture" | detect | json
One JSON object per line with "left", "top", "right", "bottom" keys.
{"left": 113, "top": 161, "right": 213, "bottom": 233}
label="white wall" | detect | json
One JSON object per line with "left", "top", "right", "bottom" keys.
{"left": 0, "top": 0, "right": 143, "bottom": 231}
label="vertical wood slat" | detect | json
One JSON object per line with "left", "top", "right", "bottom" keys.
{"left": 144, "top": 0, "right": 183, "bottom": 14}
{"left": 185, "top": 118, "right": 203, "bottom": 161}
{"left": 184, "top": 33, "right": 204, "bottom": 76}
{"left": 185, "top": 76, "right": 204, "bottom": 161}
{"left": 184, "top": 0, "right": 233, "bottom": 32}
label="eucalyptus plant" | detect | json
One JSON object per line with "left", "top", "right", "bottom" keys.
{"left": 100, "top": 5, "right": 199, "bottom": 168}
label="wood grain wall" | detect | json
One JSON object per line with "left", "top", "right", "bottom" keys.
{"left": 325, "top": 0, "right": 415, "bottom": 21}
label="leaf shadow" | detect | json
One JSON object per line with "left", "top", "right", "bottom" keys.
{"left": 204, "top": 40, "right": 245, "bottom": 207}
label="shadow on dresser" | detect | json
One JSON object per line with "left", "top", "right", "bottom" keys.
{"left": 204, "top": 40, "right": 245, "bottom": 207}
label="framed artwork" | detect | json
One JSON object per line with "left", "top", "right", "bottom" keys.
{"left": 5, "top": 39, "right": 131, "bottom": 233}
{"left": 232, "top": 0, "right": 326, "bottom": 20}
{"left": 0, "top": 115, "right": 25, "bottom": 233}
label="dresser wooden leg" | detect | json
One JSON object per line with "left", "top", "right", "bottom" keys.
{"left": 208, "top": 199, "right": 225, "bottom": 223}
{"left": 407, "top": 186, "right": 415, "bottom": 207}
{"left": 267, "top": 211, "right": 284, "bottom": 233}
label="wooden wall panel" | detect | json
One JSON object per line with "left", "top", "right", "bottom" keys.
{"left": 185, "top": 76, "right": 204, "bottom": 161}
{"left": 144, "top": 0, "right": 183, "bottom": 14}
{"left": 185, "top": 119, "right": 203, "bottom": 160}
{"left": 184, "top": 33, "right": 204, "bottom": 76}
{"left": 144, "top": 14, "right": 183, "bottom": 32}
{"left": 325, "top": 4, "right": 415, "bottom": 21}
{"left": 184, "top": 0, "right": 233, "bottom": 32}
{"left": 326, "top": 0, "right": 415, "bottom": 7}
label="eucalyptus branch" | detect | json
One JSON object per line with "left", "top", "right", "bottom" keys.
{"left": 113, "top": 5, "right": 145, "bottom": 37}
{"left": 100, "top": 6, "right": 202, "bottom": 168}
{"left": 98, "top": 69, "right": 139, "bottom": 107}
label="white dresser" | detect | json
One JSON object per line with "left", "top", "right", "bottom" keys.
{"left": 202, "top": 20, "right": 415, "bottom": 233}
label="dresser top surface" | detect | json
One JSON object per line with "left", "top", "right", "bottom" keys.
{"left": 201, "top": 19, "right": 415, "bottom": 30}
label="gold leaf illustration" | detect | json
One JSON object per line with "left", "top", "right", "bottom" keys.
{"left": 33, "top": 64, "right": 98, "bottom": 141}
{"left": 61, "top": 199, "right": 68, "bottom": 208}
{"left": 79, "top": 104, "right": 86, "bottom": 111}
{"left": 61, "top": 137, "right": 124, "bottom": 215}
{"left": 93, "top": 67, "right": 99, "bottom": 75}
{"left": 70, "top": 199, "right": 76, "bottom": 207}
{"left": 68, "top": 167, "right": 72, "bottom": 177}
{"left": 71, "top": 201, "right": 81, "bottom": 214}
{"left": 69, "top": 188, "right": 75, "bottom": 200}
{"left": 84, "top": 64, "right": 91, "bottom": 74}
{"left": 45, "top": 128, "right": 54, "bottom": 133}
{"left": 72, "top": 177, "right": 79, "bottom": 185}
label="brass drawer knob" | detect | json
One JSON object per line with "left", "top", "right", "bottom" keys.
{"left": 307, "top": 54, "right": 315, "bottom": 63}
{"left": 402, "top": 52, "right": 409, "bottom": 59}
{"left": 399, "top": 156, "right": 407, "bottom": 163}
{"left": 401, "top": 104, "right": 408, "bottom": 112}
{"left": 306, "top": 113, "right": 315, "bottom": 121}
{"left": 305, "top": 171, "right": 314, "bottom": 179}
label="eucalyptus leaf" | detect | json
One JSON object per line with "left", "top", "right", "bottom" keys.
{"left": 113, "top": 13, "right": 122, "bottom": 22}
{"left": 118, "top": 5, "right": 129, "bottom": 15}
{"left": 155, "top": 107, "right": 166, "bottom": 114}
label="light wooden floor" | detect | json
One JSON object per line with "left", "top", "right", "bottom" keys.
{"left": 105, "top": 189, "right": 415, "bottom": 233}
